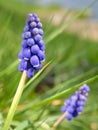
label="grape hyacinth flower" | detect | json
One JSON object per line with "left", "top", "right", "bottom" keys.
{"left": 61, "top": 84, "right": 90, "bottom": 121}
{"left": 18, "top": 13, "right": 45, "bottom": 78}
{"left": 3, "top": 13, "right": 45, "bottom": 130}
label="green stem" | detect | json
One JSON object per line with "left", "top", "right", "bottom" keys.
{"left": 2, "top": 71, "right": 27, "bottom": 130}
{"left": 52, "top": 112, "right": 67, "bottom": 129}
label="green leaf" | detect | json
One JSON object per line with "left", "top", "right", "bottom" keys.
{"left": 0, "top": 60, "right": 18, "bottom": 78}
{"left": 14, "top": 121, "right": 29, "bottom": 130}
{"left": 34, "top": 75, "right": 98, "bottom": 107}
{"left": 24, "top": 59, "right": 54, "bottom": 89}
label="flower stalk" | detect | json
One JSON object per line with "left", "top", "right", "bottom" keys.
{"left": 2, "top": 71, "right": 27, "bottom": 130}
{"left": 52, "top": 112, "right": 67, "bottom": 129}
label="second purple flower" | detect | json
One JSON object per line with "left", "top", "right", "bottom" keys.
{"left": 61, "top": 84, "right": 90, "bottom": 121}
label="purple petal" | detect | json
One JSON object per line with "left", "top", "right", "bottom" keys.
{"left": 31, "top": 45, "right": 40, "bottom": 54}
{"left": 30, "top": 55, "right": 39, "bottom": 67}
{"left": 38, "top": 50, "right": 45, "bottom": 62}
{"left": 27, "top": 68, "right": 34, "bottom": 78}
{"left": 34, "top": 34, "right": 42, "bottom": 42}
{"left": 27, "top": 38, "right": 35, "bottom": 46}
{"left": 23, "top": 48, "right": 31, "bottom": 58}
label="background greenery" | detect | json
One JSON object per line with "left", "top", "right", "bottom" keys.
{"left": 0, "top": 0, "right": 98, "bottom": 130}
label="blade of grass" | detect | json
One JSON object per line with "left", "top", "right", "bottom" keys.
{"left": 33, "top": 75, "right": 98, "bottom": 107}
{"left": 0, "top": 60, "right": 19, "bottom": 78}
{"left": 24, "top": 59, "right": 54, "bottom": 89}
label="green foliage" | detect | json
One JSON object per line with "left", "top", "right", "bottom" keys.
{"left": 0, "top": 0, "right": 98, "bottom": 130}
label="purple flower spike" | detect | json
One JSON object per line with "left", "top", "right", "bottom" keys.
{"left": 18, "top": 13, "right": 45, "bottom": 78}
{"left": 61, "top": 84, "right": 90, "bottom": 121}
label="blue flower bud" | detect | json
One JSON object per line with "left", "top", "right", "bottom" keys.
{"left": 28, "top": 14, "right": 35, "bottom": 22}
{"left": 79, "top": 95, "right": 86, "bottom": 101}
{"left": 79, "top": 84, "right": 90, "bottom": 92}
{"left": 72, "top": 110, "right": 78, "bottom": 117}
{"left": 22, "top": 31, "right": 31, "bottom": 39}
{"left": 35, "top": 17, "right": 40, "bottom": 22}
{"left": 71, "top": 95, "right": 78, "bottom": 101}
{"left": 24, "top": 25, "right": 29, "bottom": 32}
{"left": 77, "top": 101, "right": 85, "bottom": 106}
{"left": 23, "top": 48, "right": 31, "bottom": 58}
{"left": 40, "top": 44, "right": 45, "bottom": 51}
{"left": 38, "top": 50, "right": 45, "bottom": 61}
{"left": 65, "top": 99, "right": 71, "bottom": 105}
{"left": 37, "top": 40, "right": 44, "bottom": 47}
{"left": 18, "top": 50, "right": 24, "bottom": 59}
{"left": 61, "top": 106, "right": 67, "bottom": 113}
{"left": 33, "top": 14, "right": 38, "bottom": 18}
{"left": 27, "top": 38, "right": 35, "bottom": 46}
{"left": 31, "top": 45, "right": 40, "bottom": 54}
{"left": 67, "top": 107, "right": 74, "bottom": 113}
{"left": 18, "top": 60, "right": 27, "bottom": 71}
{"left": 70, "top": 101, "right": 76, "bottom": 107}
{"left": 30, "top": 22, "right": 37, "bottom": 28}
{"left": 66, "top": 113, "right": 73, "bottom": 121}
{"left": 32, "top": 28, "right": 39, "bottom": 35}
{"left": 30, "top": 55, "right": 39, "bottom": 67}
{"left": 34, "top": 64, "right": 42, "bottom": 71}
{"left": 37, "top": 22, "right": 42, "bottom": 28}
{"left": 76, "top": 106, "right": 84, "bottom": 113}
{"left": 27, "top": 68, "right": 34, "bottom": 78}
{"left": 22, "top": 40, "right": 27, "bottom": 48}
{"left": 39, "top": 29, "right": 43, "bottom": 35}
{"left": 34, "top": 34, "right": 42, "bottom": 42}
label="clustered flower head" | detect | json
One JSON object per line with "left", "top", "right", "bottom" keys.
{"left": 61, "top": 84, "right": 90, "bottom": 121}
{"left": 18, "top": 13, "right": 45, "bottom": 78}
